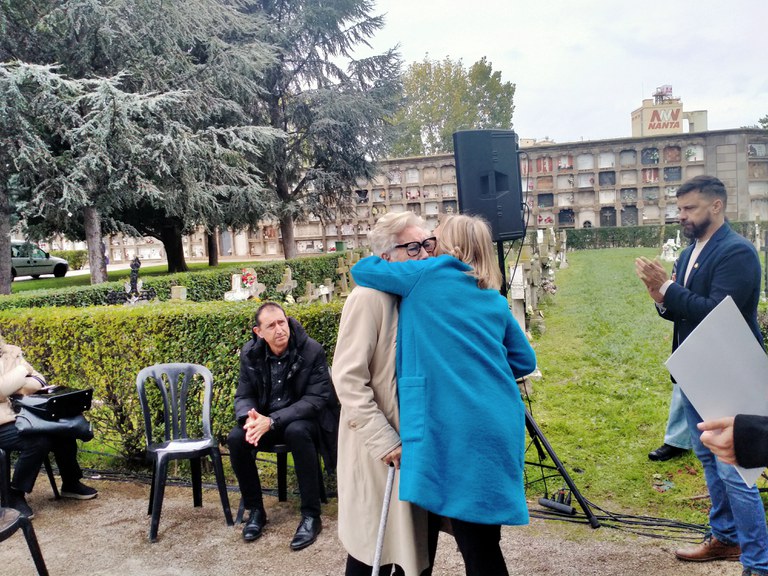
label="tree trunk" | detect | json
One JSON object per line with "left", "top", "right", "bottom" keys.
{"left": 159, "top": 224, "right": 188, "bottom": 273}
{"left": 207, "top": 229, "right": 219, "bottom": 267}
{"left": 319, "top": 217, "right": 328, "bottom": 253}
{"left": 0, "top": 187, "right": 12, "bottom": 294}
{"left": 274, "top": 150, "right": 296, "bottom": 259}
{"left": 279, "top": 215, "right": 296, "bottom": 260}
{"left": 84, "top": 205, "right": 108, "bottom": 284}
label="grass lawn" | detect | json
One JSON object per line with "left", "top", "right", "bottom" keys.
{"left": 527, "top": 247, "right": 755, "bottom": 526}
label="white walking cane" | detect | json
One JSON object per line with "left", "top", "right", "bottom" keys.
{"left": 372, "top": 464, "right": 396, "bottom": 576}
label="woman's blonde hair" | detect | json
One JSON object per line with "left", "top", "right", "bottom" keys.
{"left": 437, "top": 214, "right": 502, "bottom": 290}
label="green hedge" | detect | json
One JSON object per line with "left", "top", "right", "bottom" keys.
{"left": 760, "top": 303, "right": 768, "bottom": 344}
{"left": 566, "top": 221, "right": 757, "bottom": 250}
{"left": 0, "top": 299, "right": 344, "bottom": 461}
{"left": 566, "top": 224, "right": 680, "bottom": 250}
{"left": 0, "top": 253, "right": 344, "bottom": 311}
{"left": 50, "top": 249, "right": 88, "bottom": 270}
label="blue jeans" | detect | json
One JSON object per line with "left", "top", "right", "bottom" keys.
{"left": 663, "top": 384, "right": 692, "bottom": 449}
{"left": 681, "top": 392, "right": 768, "bottom": 572}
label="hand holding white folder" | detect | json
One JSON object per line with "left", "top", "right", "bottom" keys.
{"left": 665, "top": 296, "right": 768, "bottom": 485}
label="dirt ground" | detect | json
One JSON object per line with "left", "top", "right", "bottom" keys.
{"left": 4, "top": 476, "right": 746, "bottom": 576}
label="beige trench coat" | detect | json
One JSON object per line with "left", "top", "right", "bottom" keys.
{"left": 0, "top": 343, "right": 44, "bottom": 426}
{"left": 333, "top": 287, "right": 430, "bottom": 576}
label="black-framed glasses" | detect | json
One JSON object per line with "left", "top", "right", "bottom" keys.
{"left": 394, "top": 236, "right": 437, "bottom": 256}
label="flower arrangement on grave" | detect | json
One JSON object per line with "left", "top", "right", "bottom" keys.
{"left": 241, "top": 269, "right": 257, "bottom": 290}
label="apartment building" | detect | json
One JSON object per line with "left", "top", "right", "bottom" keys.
{"left": 520, "top": 128, "right": 768, "bottom": 230}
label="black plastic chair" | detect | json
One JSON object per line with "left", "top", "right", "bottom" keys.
{"left": 0, "top": 446, "right": 49, "bottom": 575}
{"left": 0, "top": 449, "right": 60, "bottom": 507}
{"left": 136, "top": 363, "right": 233, "bottom": 542}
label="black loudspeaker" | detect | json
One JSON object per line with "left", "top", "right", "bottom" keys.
{"left": 452, "top": 129, "right": 525, "bottom": 241}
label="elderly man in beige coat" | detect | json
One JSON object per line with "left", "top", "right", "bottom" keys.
{"left": 333, "top": 212, "right": 437, "bottom": 576}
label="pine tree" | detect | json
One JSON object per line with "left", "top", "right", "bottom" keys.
{"left": 242, "top": 0, "right": 402, "bottom": 258}
{"left": 0, "top": 63, "right": 79, "bottom": 292}
{"left": 1, "top": 0, "right": 277, "bottom": 277}
{"left": 2, "top": 0, "right": 402, "bottom": 269}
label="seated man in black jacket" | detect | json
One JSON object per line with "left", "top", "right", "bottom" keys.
{"left": 227, "top": 302, "right": 333, "bottom": 550}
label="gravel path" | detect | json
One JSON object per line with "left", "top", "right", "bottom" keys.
{"left": 3, "top": 478, "right": 745, "bottom": 576}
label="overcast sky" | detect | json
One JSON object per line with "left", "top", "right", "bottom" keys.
{"left": 360, "top": 0, "right": 767, "bottom": 144}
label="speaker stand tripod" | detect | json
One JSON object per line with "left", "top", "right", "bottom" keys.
{"left": 496, "top": 240, "right": 599, "bottom": 528}
{"left": 525, "top": 408, "right": 601, "bottom": 528}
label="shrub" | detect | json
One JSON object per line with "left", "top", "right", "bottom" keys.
{"left": 0, "top": 299, "right": 344, "bottom": 460}
{"left": 0, "top": 283, "right": 124, "bottom": 310}
{"left": 759, "top": 302, "right": 768, "bottom": 343}
{"left": 0, "top": 253, "right": 345, "bottom": 310}
{"left": 51, "top": 249, "right": 88, "bottom": 270}
{"left": 565, "top": 221, "right": 756, "bottom": 250}
{"left": 566, "top": 224, "right": 681, "bottom": 250}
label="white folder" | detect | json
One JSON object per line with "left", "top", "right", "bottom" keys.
{"left": 665, "top": 296, "right": 768, "bottom": 485}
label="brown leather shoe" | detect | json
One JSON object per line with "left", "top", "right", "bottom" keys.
{"left": 675, "top": 535, "right": 741, "bottom": 562}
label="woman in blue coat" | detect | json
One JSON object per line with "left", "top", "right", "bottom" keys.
{"left": 351, "top": 214, "right": 537, "bottom": 576}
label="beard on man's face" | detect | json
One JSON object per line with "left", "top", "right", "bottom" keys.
{"left": 681, "top": 215, "right": 711, "bottom": 239}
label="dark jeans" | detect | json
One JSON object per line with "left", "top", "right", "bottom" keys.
{"left": 0, "top": 421, "right": 83, "bottom": 493}
{"left": 227, "top": 418, "right": 321, "bottom": 518}
{"left": 450, "top": 518, "right": 508, "bottom": 576}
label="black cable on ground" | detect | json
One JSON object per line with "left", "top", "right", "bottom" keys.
{"left": 528, "top": 499, "right": 708, "bottom": 542}
{"left": 521, "top": 389, "right": 710, "bottom": 542}
{"left": 523, "top": 436, "right": 710, "bottom": 542}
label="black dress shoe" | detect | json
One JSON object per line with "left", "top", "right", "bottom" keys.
{"left": 290, "top": 515, "right": 322, "bottom": 551}
{"left": 8, "top": 489, "right": 34, "bottom": 519}
{"left": 648, "top": 444, "right": 688, "bottom": 461}
{"left": 242, "top": 508, "right": 267, "bottom": 542}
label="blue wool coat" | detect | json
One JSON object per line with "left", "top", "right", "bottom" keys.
{"left": 351, "top": 254, "right": 537, "bottom": 525}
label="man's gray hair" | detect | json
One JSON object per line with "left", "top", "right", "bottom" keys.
{"left": 368, "top": 211, "right": 427, "bottom": 257}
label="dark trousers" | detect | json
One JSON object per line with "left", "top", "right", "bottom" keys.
{"left": 345, "top": 511, "right": 440, "bottom": 576}
{"left": 0, "top": 421, "right": 83, "bottom": 493}
{"left": 345, "top": 554, "right": 404, "bottom": 576}
{"left": 450, "top": 518, "right": 508, "bottom": 576}
{"left": 227, "top": 418, "right": 321, "bottom": 518}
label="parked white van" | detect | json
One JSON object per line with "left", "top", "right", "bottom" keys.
{"left": 11, "top": 240, "right": 69, "bottom": 279}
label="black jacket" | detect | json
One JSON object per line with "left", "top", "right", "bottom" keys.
{"left": 734, "top": 414, "right": 768, "bottom": 469}
{"left": 233, "top": 317, "right": 339, "bottom": 470}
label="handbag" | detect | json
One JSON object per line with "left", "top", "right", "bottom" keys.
{"left": 11, "top": 386, "right": 93, "bottom": 419}
{"left": 14, "top": 408, "right": 94, "bottom": 441}
{"left": 11, "top": 386, "right": 94, "bottom": 441}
